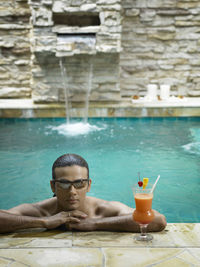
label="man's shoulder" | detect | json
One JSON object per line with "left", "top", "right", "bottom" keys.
{"left": 6, "top": 197, "right": 56, "bottom": 217}
{"left": 34, "top": 197, "right": 57, "bottom": 216}
{"left": 36, "top": 197, "right": 56, "bottom": 207}
{"left": 86, "top": 196, "right": 133, "bottom": 217}
{"left": 86, "top": 196, "right": 111, "bottom": 209}
{"left": 86, "top": 196, "right": 106, "bottom": 205}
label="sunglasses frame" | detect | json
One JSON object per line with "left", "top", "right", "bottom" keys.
{"left": 52, "top": 178, "right": 89, "bottom": 190}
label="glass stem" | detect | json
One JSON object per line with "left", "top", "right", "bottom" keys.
{"left": 139, "top": 224, "right": 148, "bottom": 236}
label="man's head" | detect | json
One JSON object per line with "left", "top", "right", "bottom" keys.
{"left": 52, "top": 153, "right": 89, "bottom": 180}
{"left": 50, "top": 154, "right": 91, "bottom": 211}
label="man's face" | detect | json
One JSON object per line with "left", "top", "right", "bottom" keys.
{"left": 51, "top": 165, "right": 91, "bottom": 211}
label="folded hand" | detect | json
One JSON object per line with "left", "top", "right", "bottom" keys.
{"left": 44, "top": 211, "right": 87, "bottom": 230}
{"left": 69, "top": 218, "right": 97, "bottom": 231}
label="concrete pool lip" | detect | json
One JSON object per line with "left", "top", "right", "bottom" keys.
{"left": 0, "top": 98, "right": 200, "bottom": 118}
{"left": 0, "top": 223, "right": 200, "bottom": 266}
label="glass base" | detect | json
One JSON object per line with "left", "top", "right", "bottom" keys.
{"left": 135, "top": 233, "right": 153, "bottom": 241}
{"left": 135, "top": 223, "right": 153, "bottom": 241}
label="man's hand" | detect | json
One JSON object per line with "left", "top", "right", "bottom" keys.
{"left": 44, "top": 211, "right": 87, "bottom": 230}
{"left": 69, "top": 218, "right": 97, "bottom": 231}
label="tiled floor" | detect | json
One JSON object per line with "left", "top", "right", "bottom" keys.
{"left": 0, "top": 223, "right": 200, "bottom": 266}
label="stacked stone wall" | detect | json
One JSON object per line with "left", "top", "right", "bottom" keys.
{"left": 30, "top": 0, "right": 122, "bottom": 103}
{"left": 120, "top": 0, "right": 200, "bottom": 97}
{"left": 0, "top": 0, "right": 31, "bottom": 98}
{"left": 1, "top": 0, "right": 200, "bottom": 102}
{"left": 29, "top": 0, "right": 122, "bottom": 103}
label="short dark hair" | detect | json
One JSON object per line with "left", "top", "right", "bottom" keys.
{"left": 52, "top": 153, "right": 89, "bottom": 180}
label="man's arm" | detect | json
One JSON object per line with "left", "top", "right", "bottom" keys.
{"left": 0, "top": 209, "right": 45, "bottom": 234}
{"left": 69, "top": 201, "right": 167, "bottom": 232}
{"left": 0, "top": 202, "right": 51, "bottom": 233}
{"left": 0, "top": 203, "right": 87, "bottom": 234}
{"left": 96, "top": 210, "right": 166, "bottom": 232}
{"left": 69, "top": 212, "right": 166, "bottom": 232}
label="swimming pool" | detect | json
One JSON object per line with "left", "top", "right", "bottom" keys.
{"left": 0, "top": 117, "right": 199, "bottom": 223}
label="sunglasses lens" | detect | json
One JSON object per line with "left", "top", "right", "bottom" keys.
{"left": 60, "top": 183, "right": 70, "bottom": 189}
{"left": 74, "top": 181, "right": 86, "bottom": 189}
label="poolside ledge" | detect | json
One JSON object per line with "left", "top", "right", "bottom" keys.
{"left": 0, "top": 223, "right": 200, "bottom": 266}
{"left": 0, "top": 98, "right": 200, "bottom": 118}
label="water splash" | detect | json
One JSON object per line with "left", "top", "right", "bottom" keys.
{"left": 182, "top": 142, "right": 200, "bottom": 155}
{"left": 48, "top": 122, "right": 106, "bottom": 137}
{"left": 182, "top": 128, "right": 200, "bottom": 155}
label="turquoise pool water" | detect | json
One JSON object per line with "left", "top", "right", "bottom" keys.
{"left": 0, "top": 117, "right": 200, "bottom": 223}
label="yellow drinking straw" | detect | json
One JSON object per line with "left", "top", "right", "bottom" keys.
{"left": 143, "top": 177, "right": 149, "bottom": 189}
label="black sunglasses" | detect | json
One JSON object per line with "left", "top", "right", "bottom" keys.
{"left": 52, "top": 178, "right": 89, "bottom": 190}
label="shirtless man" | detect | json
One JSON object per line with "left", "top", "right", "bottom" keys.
{"left": 0, "top": 154, "right": 167, "bottom": 234}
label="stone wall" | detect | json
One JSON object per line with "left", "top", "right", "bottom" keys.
{"left": 32, "top": 53, "right": 121, "bottom": 103}
{"left": 0, "top": 0, "right": 31, "bottom": 98}
{"left": 120, "top": 0, "right": 200, "bottom": 98}
{"left": 0, "top": 0, "right": 200, "bottom": 103}
{"left": 29, "top": 0, "right": 122, "bottom": 103}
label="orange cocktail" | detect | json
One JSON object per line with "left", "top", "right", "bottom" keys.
{"left": 132, "top": 185, "right": 155, "bottom": 241}
{"left": 133, "top": 192, "right": 154, "bottom": 224}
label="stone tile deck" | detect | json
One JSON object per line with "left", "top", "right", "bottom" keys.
{"left": 0, "top": 223, "right": 200, "bottom": 266}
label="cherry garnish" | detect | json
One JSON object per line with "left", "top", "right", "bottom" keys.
{"left": 138, "top": 181, "right": 143, "bottom": 187}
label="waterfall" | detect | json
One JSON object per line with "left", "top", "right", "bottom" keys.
{"left": 50, "top": 57, "right": 104, "bottom": 136}
{"left": 59, "top": 56, "right": 93, "bottom": 124}
{"left": 84, "top": 57, "right": 93, "bottom": 123}
{"left": 59, "top": 58, "right": 71, "bottom": 124}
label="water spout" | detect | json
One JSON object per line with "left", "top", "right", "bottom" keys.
{"left": 57, "top": 56, "right": 99, "bottom": 136}
{"left": 59, "top": 56, "right": 93, "bottom": 124}
{"left": 84, "top": 57, "right": 93, "bottom": 123}
{"left": 59, "top": 58, "right": 71, "bottom": 124}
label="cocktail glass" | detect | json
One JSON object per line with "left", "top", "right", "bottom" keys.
{"left": 132, "top": 184, "right": 154, "bottom": 241}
